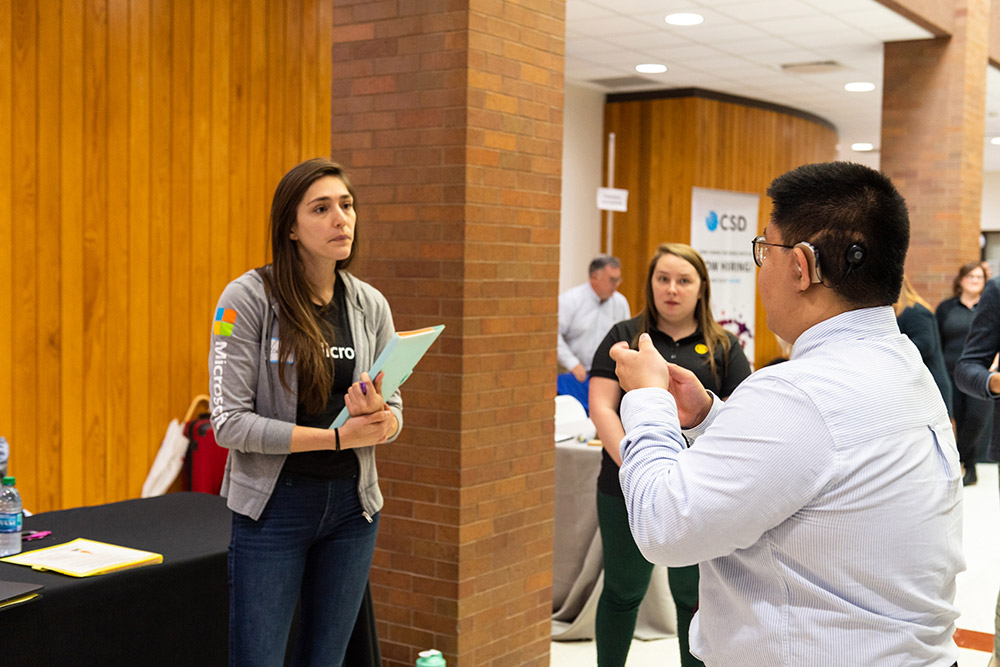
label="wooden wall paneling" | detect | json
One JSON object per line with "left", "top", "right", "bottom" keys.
{"left": 228, "top": 0, "right": 250, "bottom": 283}
{"left": 12, "top": 0, "right": 39, "bottom": 508}
{"left": 207, "top": 0, "right": 231, "bottom": 401}
{"left": 652, "top": 98, "right": 696, "bottom": 248}
{"left": 637, "top": 101, "right": 656, "bottom": 274}
{"left": 190, "top": 0, "right": 211, "bottom": 409}
{"left": 107, "top": 0, "right": 130, "bottom": 501}
{"left": 148, "top": 0, "right": 173, "bottom": 490}
{"left": 170, "top": 0, "right": 193, "bottom": 428}
{"left": 639, "top": 100, "right": 660, "bottom": 299}
{"left": 60, "top": 0, "right": 85, "bottom": 510}
{"left": 83, "top": 0, "right": 109, "bottom": 506}
{"left": 37, "top": 0, "right": 63, "bottom": 510}
{"left": 299, "top": 0, "right": 318, "bottom": 163}
{"left": 644, "top": 100, "right": 665, "bottom": 262}
{"left": 680, "top": 99, "right": 701, "bottom": 235}
{"left": 603, "top": 101, "right": 644, "bottom": 313}
{"left": 3, "top": 0, "right": 339, "bottom": 509}
{"left": 640, "top": 98, "right": 661, "bottom": 264}
{"left": 315, "top": 0, "right": 333, "bottom": 156}
{"left": 247, "top": 0, "right": 268, "bottom": 271}
{"left": 0, "top": 0, "right": 13, "bottom": 462}
{"left": 128, "top": 0, "right": 152, "bottom": 493}
{"left": 266, "top": 0, "right": 285, "bottom": 213}
{"left": 283, "top": 0, "right": 302, "bottom": 166}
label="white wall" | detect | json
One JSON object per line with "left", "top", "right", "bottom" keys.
{"left": 559, "top": 84, "right": 606, "bottom": 293}
{"left": 982, "top": 171, "right": 1000, "bottom": 232}
{"left": 982, "top": 171, "right": 1000, "bottom": 276}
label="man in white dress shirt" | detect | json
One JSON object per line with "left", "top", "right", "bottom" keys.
{"left": 610, "top": 162, "right": 964, "bottom": 666}
{"left": 557, "top": 255, "right": 630, "bottom": 411}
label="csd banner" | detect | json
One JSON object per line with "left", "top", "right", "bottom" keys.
{"left": 690, "top": 187, "right": 759, "bottom": 365}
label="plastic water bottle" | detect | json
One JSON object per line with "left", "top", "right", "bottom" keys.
{"left": 415, "top": 649, "right": 446, "bottom": 667}
{"left": 0, "top": 476, "right": 23, "bottom": 557}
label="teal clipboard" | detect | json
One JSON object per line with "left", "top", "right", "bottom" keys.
{"left": 330, "top": 324, "right": 445, "bottom": 429}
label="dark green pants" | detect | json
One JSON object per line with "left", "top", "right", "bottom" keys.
{"left": 595, "top": 490, "right": 704, "bottom": 667}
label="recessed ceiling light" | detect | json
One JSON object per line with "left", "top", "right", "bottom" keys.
{"left": 991, "top": 137, "right": 1000, "bottom": 145}
{"left": 851, "top": 143, "right": 875, "bottom": 152}
{"left": 844, "top": 82, "right": 876, "bottom": 92}
{"left": 665, "top": 13, "right": 704, "bottom": 26}
{"left": 635, "top": 64, "right": 667, "bottom": 74}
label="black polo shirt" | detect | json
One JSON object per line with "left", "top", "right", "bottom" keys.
{"left": 590, "top": 315, "right": 751, "bottom": 498}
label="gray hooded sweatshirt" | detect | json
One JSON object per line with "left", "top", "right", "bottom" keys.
{"left": 208, "top": 267, "right": 402, "bottom": 521}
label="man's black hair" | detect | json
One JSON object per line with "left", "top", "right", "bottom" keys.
{"left": 766, "top": 161, "right": 909, "bottom": 307}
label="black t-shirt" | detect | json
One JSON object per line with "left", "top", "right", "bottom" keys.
{"left": 282, "top": 276, "right": 359, "bottom": 479}
{"left": 590, "top": 315, "right": 752, "bottom": 498}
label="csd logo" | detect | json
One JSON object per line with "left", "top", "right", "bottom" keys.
{"left": 706, "top": 210, "right": 747, "bottom": 232}
{"left": 705, "top": 211, "right": 719, "bottom": 231}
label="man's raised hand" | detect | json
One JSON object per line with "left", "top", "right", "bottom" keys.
{"left": 609, "top": 333, "right": 671, "bottom": 392}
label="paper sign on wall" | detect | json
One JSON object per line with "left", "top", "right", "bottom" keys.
{"left": 597, "top": 187, "right": 628, "bottom": 212}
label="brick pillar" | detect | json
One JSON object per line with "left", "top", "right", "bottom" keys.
{"left": 331, "top": 2, "right": 564, "bottom": 666}
{"left": 881, "top": 0, "right": 990, "bottom": 304}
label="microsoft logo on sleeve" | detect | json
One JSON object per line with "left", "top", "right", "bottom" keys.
{"left": 214, "top": 308, "right": 237, "bottom": 336}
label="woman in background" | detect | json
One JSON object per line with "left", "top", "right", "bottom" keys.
{"left": 937, "top": 261, "right": 992, "bottom": 485}
{"left": 588, "top": 243, "right": 752, "bottom": 667}
{"left": 895, "top": 276, "right": 952, "bottom": 414}
{"left": 210, "top": 158, "right": 401, "bottom": 666}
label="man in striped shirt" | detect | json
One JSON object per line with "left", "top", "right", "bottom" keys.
{"left": 610, "top": 162, "right": 964, "bottom": 666}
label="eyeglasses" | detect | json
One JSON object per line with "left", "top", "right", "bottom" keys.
{"left": 751, "top": 235, "right": 796, "bottom": 267}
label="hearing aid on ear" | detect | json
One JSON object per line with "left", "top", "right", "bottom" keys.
{"left": 794, "top": 242, "right": 823, "bottom": 284}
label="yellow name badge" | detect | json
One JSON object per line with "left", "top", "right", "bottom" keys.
{"left": 695, "top": 343, "right": 708, "bottom": 355}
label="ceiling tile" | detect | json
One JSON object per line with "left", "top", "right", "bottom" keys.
{"left": 571, "top": 15, "right": 662, "bottom": 37}
{"left": 756, "top": 15, "right": 856, "bottom": 38}
{"left": 564, "top": 0, "right": 1000, "bottom": 171}
{"left": 712, "top": 0, "right": 817, "bottom": 22}
{"left": 566, "top": 0, "right": 615, "bottom": 21}
{"left": 801, "top": 0, "right": 890, "bottom": 13}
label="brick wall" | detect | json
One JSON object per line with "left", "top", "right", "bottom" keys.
{"left": 881, "top": 0, "right": 989, "bottom": 305}
{"left": 331, "top": 1, "right": 564, "bottom": 665}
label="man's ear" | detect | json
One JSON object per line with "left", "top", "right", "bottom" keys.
{"left": 791, "top": 246, "right": 815, "bottom": 292}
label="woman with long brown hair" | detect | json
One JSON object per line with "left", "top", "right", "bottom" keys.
{"left": 588, "top": 243, "right": 751, "bottom": 667}
{"left": 209, "top": 158, "right": 401, "bottom": 665}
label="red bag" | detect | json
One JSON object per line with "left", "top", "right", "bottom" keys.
{"left": 183, "top": 414, "right": 228, "bottom": 495}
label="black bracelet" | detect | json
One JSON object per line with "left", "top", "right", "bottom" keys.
{"left": 335, "top": 428, "right": 341, "bottom": 452}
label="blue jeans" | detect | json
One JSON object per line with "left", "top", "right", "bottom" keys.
{"left": 228, "top": 472, "right": 380, "bottom": 667}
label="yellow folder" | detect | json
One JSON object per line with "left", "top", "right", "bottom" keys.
{"left": 0, "top": 538, "right": 163, "bottom": 577}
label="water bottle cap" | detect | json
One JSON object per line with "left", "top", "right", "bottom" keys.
{"left": 1, "top": 477, "right": 13, "bottom": 485}
{"left": 416, "top": 648, "right": 445, "bottom": 666}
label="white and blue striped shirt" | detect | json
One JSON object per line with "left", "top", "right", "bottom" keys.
{"left": 619, "top": 306, "right": 964, "bottom": 666}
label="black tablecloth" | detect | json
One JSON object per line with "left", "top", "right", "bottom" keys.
{"left": 0, "top": 492, "right": 382, "bottom": 667}
{"left": 0, "top": 492, "right": 231, "bottom": 666}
